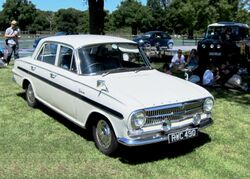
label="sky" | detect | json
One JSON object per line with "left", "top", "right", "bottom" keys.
{"left": 0, "top": 0, "right": 147, "bottom": 12}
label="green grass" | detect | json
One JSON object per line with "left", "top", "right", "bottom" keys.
{"left": 0, "top": 65, "right": 250, "bottom": 178}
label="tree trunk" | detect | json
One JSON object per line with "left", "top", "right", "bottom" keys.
{"left": 188, "top": 28, "right": 193, "bottom": 39}
{"left": 88, "top": 0, "right": 104, "bottom": 34}
{"left": 131, "top": 23, "right": 138, "bottom": 35}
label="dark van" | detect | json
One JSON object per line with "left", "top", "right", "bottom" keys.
{"left": 197, "top": 22, "right": 249, "bottom": 65}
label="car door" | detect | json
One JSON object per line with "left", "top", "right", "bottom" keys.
{"left": 49, "top": 45, "right": 78, "bottom": 119}
{"left": 31, "top": 42, "right": 59, "bottom": 106}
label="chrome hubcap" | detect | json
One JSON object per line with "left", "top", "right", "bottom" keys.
{"left": 27, "top": 85, "right": 35, "bottom": 103}
{"left": 96, "top": 120, "right": 112, "bottom": 149}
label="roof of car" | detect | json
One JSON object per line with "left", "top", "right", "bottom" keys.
{"left": 208, "top": 22, "right": 249, "bottom": 28}
{"left": 39, "top": 34, "right": 136, "bottom": 49}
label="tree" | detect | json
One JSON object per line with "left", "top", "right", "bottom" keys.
{"left": 233, "top": 0, "right": 250, "bottom": 25}
{"left": 165, "top": 0, "right": 236, "bottom": 37}
{"left": 111, "top": 0, "right": 153, "bottom": 34}
{"left": 147, "top": 0, "right": 167, "bottom": 31}
{"left": 54, "top": 8, "right": 84, "bottom": 33}
{"left": 1, "top": 0, "right": 36, "bottom": 31}
{"left": 28, "top": 10, "right": 52, "bottom": 33}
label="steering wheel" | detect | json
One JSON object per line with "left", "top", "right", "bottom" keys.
{"left": 82, "top": 63, "right": 103, "bottom": 74}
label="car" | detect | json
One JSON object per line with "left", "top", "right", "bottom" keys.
{"left": 133, "top": 31, "right": 174, "bottom": 49}
{"left": 13, "top": 35, "right": 214, "bottom": 155}
{"left": 197, "top": 22, "right": 249, "bottom": 65}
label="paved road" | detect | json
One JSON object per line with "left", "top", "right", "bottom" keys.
{"left": 1, "top": 39, "right": 197, "bottom": 58}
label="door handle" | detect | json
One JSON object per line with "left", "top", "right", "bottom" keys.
{"left": 50, "top": 73, "right": 56, "bottom": 79}
{"left": 31, "top": 66, "right": 36, "bottom": 71}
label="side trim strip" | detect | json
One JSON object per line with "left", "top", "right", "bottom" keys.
{"left": 18, "top": 66, "right": 124, "bottom": 119}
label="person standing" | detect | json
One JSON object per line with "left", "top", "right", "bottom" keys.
{"left": 4, "top": 20, "right": 20, "bottom": 65}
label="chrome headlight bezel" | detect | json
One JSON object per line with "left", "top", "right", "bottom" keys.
{"left": 129, "top": 110, "right": 146, "bottom": 130}
{"left": 202, "top": 44, "right": 206, "bottom": 48}
{"left": 203, "top": 98, "right": 214, "bottom": 113}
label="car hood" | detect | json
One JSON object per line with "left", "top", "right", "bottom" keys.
{"left": 101, "top": 70, "right": 212, "bottom": 109}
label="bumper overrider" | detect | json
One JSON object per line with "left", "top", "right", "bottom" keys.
{"left": 118, "top": 98, "right": 214, "bottom": 146}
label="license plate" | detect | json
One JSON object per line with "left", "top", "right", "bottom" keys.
{"left": 209, "top": 52, "right": 221, "bottom": 56}
{"left": 168, "top": 128, "right": 198, "bottom": 144}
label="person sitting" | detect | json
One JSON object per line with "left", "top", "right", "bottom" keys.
{"left": 169, "top": 49, "right": 186, "bottom": 72}
{"left": 202, "top": 65, "right": 220, "bottom": 86}
{"left": 219, "top": 63, "right": 248, "bottom": 91}
{"left": 186, "top": 49, "right": 199, "bottom": 71}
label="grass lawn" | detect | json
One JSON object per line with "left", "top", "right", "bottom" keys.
{"left": 0, "top": 65, "right": 249, "bottom": 178}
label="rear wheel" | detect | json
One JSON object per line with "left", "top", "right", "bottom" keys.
{"left": 92, "top": 119, "right": 118, "bottom": 156}
{"left": 26, "top": 83, "right": 37, "bottom": 107}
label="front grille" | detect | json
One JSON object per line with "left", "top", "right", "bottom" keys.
{"left": 144, "top": 100, "right": 203, "bottom": 127}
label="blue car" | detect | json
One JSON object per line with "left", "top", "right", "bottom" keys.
{"left": 33, "top": 32, "right": 77, "bottom": 49}
{"left": 133, "top": 31, "right": 174, "bottom": 49}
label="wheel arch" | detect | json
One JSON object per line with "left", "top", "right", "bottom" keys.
{"left": 22, "top": 78, "right": 30, "bottom": 90}
{"left": 22, "top": 78, "right": 38, "bottom": 99}
{"left": 85, "top": 111, "right": 118, "bottom": 138}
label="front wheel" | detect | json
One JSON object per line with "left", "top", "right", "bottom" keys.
{"left": 92, "top": 119, "right": 118, "bottom": 156}
{"left": 26, "top": 83, "right": 37, "bottom": 107}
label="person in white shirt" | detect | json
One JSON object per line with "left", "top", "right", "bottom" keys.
{"left": 203, "top": 69, "right": 214, "bottom": 86}
{"left": 4, "top": 20, "right": 20, "bottom": 65}
{"left": 169, "top": 49, "right": 186, "bottom": 70}
{"left": 202, "top": 65, "right": 220, "bottom": 86}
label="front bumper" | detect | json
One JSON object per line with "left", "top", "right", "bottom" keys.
{"left": 117, "top": 118, "right": 213, "bottom": 146}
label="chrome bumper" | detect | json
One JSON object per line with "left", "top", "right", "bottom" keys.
{"left": 118, "top": 118, "right": 213, "bottom": 146}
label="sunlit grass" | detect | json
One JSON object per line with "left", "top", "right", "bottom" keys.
{"left": 0, "top": 65, "right": 249, "bottom": 178}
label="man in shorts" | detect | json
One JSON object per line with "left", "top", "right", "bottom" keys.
{"left": 4, "top": 20, "right": 20, "bottom": 65}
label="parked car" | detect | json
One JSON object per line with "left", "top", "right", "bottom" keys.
{"left": 13, "top": 35, "right": 214, "bottom": 155}
{"left": 197, "top": 22, "right": 249, "bottom": 65}
{"left": 133, "top": 31, "right": 174, "bottom": 49}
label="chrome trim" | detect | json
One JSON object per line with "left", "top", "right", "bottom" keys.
{"left": 143, "top": 99, "right": 204, "bottom": 127}
{"left": 118, "top": 118, "right": 213, "bottom": 146}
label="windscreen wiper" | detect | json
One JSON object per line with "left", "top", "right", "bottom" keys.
{"left": 135, "top": 66, "right": 151, "bottom": 73}
{"left": 102, "top": 67, "right": 129, "bottom": 77}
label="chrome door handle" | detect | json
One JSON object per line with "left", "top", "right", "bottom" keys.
{"left": 31, "top": 66, "right": 36, "bottom": 71}
{"left": 50, "top": 73, "right": 56, "bottom": 79}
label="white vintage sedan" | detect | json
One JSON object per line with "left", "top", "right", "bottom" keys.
{"left": 12, "top": 35, "right": 214, "bottom": 155}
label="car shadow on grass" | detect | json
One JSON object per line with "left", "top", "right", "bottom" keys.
{"left": 17, "top": 92, "right": 211, "bottom": 164}
{"left": 206, "top": 87, "right": 250, "bottom": 105}
{"left": 16, "top": 92, "right": 93, "bottom": 141}
{"left": 116, "top": 132, "right": 211, "bottom": 164}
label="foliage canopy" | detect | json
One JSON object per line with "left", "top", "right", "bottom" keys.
{"left": 0, "top": 0, "right": 249, "bottom": 36}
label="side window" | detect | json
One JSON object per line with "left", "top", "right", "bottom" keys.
{"left": 155, "top": 33, "right": 161, "bottom": 39}
{"left": 37, "top": 43, "right": 58, "bottom": 65}
{"left": 58, "top": 46, "right": 76, "bottom": 73}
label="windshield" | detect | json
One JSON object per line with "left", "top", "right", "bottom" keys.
{"left": 205, "top": 26, "right": 247, "bottom": 41}
{"left": 78, "top": 43, "right": 151, "bottom": 75}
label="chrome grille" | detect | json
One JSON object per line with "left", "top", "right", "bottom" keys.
{"left": 144, "top": 100, "right": 203, "bottom": 127}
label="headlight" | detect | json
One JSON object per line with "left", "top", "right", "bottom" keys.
{"left": 130, "top": 111, "right": 146, "bottom": 130}
{"left": 139, "top": 39, "right": 144, "bottom": 43}
{"left": 217, "top": 44, "right": 221, "bottom": 49}
{"left": 203, "top": 98, "right": 214, "bottom": 113}
{"left": 202, "top": 44, "right": 206, "bottom": 48}
{"left": 210, "top": 44, "right": 214, "bottom": 48}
